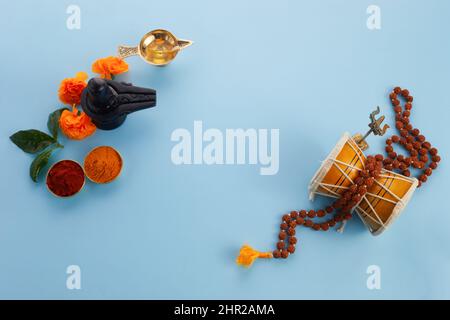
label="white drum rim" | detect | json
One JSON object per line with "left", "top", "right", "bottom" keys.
{"left": 308, "top": 132, "right": 355, "bottom": 201}
{"left": 356, "top": 174, "right": 418, "bottom": 236}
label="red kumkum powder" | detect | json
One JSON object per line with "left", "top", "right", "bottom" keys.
{"left": 46, "top": 160, "right": 85, "bottom": 197}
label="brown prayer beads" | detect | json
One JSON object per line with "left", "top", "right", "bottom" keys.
{"left": 388, "top": 87, "right": 440, "bottom": 188}
{"left": 273, "top": 87, "right": 440, "bottom": 260}
{"left": 273, "top": 158, "right": 382, "bottom": 257}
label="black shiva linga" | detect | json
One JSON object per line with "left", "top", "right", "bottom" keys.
{"left": 81, "top": 78, "right": 157, "bottom": 130}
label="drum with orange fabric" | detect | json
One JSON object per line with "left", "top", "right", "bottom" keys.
{"left": 308, "top": 133, "right": 418, "bottom": 235}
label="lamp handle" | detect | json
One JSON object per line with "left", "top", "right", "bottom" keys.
{"left": 118, "top": 45, "right": 139, "bottom": 59}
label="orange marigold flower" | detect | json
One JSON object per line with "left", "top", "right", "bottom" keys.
{"left": 92, "top": 56, "right": 128, "bottom": 80}
{"left": 58, "top": 72, "right": 88, "bottom": 106}
{"left": 59, "top": 106, "right": 96, "bottom": 140}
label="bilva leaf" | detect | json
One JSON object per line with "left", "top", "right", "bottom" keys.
{"left": 29, "top": 145, "right": 61, "bottom": 182}
{"left": 10, "top": 129, "right": 56, "bottom": 154}
{"left": 47, "top": 108, "right": 68, "bottom": 139}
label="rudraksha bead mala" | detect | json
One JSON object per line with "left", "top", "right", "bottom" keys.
{"left": 273, "top": 87, "right": 440, "bottom": 260}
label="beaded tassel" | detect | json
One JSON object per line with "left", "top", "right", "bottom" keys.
{"left": 236, "top": 245, "right": 272, "bottom": 268}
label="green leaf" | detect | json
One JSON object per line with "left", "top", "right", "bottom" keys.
{"left": 47, "top": 108, "right": 68, "bottom": 139}
{"left": 10, "top": 129, "right": 56, "bottom": 154}
{"left": 29, "top": 145, "right": 61, "bottom": 182}
{"left": 29, "top": 149, "right": 53, "bottom": 182}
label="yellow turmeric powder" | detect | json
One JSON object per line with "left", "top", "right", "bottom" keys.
{"left": 84, "top": 146, "right": 123, "bottom": 184}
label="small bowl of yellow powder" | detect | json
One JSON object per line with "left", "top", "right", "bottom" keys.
{"left": 84, "top": 146, "right": 123, "bottom": 184}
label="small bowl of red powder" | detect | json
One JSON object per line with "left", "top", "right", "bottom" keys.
{"left": 46, "top": 160, "right": 86, "bottom": 198}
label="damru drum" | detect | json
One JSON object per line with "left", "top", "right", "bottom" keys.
{"left": 309, "top": 132, "right": 418, "bottom": 235}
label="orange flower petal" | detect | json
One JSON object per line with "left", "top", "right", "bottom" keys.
{"left": 92, "top": 56, "right": 128, "bottom": 79}
{"left": 58, "top": 72, "right": 88, "bottom": 106}
{"left": 76, "top": 72, "right": 88, "bottom": 81}
{"left": 59, "top": 107, "right": 96, "bottom": 140}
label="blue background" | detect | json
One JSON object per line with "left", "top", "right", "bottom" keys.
{"left": 0, "top": 0, "right": 449, "bottom": 299}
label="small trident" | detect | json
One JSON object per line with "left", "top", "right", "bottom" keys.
{"left": 353, "top": 106, "right": 389, "bottom": 151}
{"left": 357, "top": 106, "right": 390, "bottom": 145}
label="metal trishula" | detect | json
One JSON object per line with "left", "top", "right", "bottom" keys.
{"left": 354, "top": 106, "right": 390, "bottom": 150}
